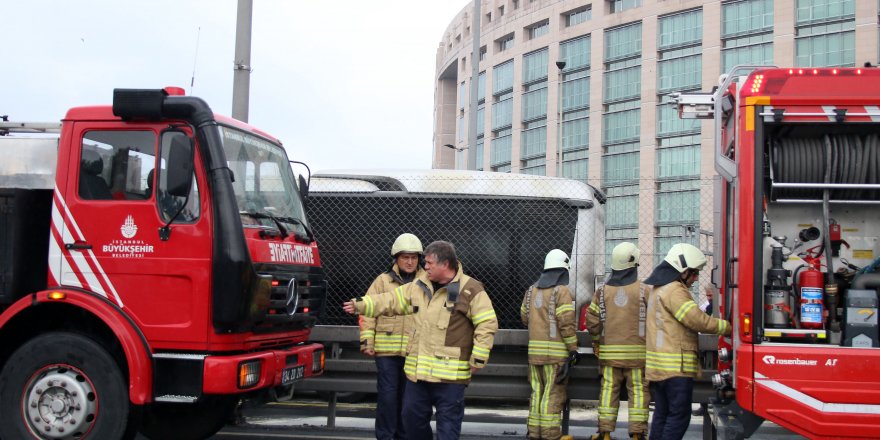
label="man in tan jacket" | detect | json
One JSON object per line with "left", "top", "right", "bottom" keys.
{"left": 359, "top": 233, "right": 425, "bottom": 440}
{"left": 343, "top": 240, "right": 498, "bottom": 440}
{"left": 644, "top": 243, "right": 732, "bottom": 440}
{"left": 585, "top": 242, "right": 649, "bottom": 440}
{"left": 521, "top": 249, "right": 578, "bottom": 440}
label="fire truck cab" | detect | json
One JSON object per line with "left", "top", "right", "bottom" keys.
{"left": 0, "top": 88, "right": 325, "bottom": 439}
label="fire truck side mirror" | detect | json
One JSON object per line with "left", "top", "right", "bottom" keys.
{"left": 166, "top": 134, "right": 195, "bottom": 197}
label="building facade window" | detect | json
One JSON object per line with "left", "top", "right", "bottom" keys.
{"left": 491, "top": 128, "right": 512, "bottom": 171}
{"left": 521, "top": 49, "right": 548, "bottom": 176}
{"left": 609, "top": 0, "right": 643, "bottom": 14}
{"left": 529, "top": 21, "right": 550, "bottom": 39}
{"left": 498, "top": 34, "right": 515, "bottom": 52}
{"left": 566, "top": 7, "right": 592, "bottom": 27}
{"left": 795, "top": 0, "right": 855, "bottom": 67}
{"left": 475, "top": 138, "right": 484, "bottom": 171}
{"left": 492, "top": 60, "right": 514, "bottom": 132}
{"left": 721, "top": 0, "right": 774, "bottom": 72}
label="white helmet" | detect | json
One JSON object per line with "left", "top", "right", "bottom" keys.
{"left": 391, "top": 233, "right": 423, "bottom": 256}
{"left": 611, "top": 242, "right": 640, "bottom": 271}
{"left": 664, "top": 243, "right": 707, "bottom": 273}
{"left": 544, "top": 249, "right": 570, "bottom": 271}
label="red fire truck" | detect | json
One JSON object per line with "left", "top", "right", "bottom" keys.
{"left": 674, "top": 66, "right": 880, "bottom": 439}
{"left": 0, "top": 88, "right": 325, "bottom": 439}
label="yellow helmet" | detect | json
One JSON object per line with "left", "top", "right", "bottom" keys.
{"left": 391, "top": 233, "right": 423, "bottom": 256}
{"left": 664, "top": 243, "right": 707, "bottom": 273}
{"left": 610, "top": 242, "right": 640, "bottom": 271}
{"left": 544, "top": 249, "right": 570, "bottom": 271}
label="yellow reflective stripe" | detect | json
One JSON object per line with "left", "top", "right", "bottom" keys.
{"left": 562, "top": 335, "right": 577, "bottom": 345}
{"left": 541, "top": 365, "right": 554, "bottom": 415}
{"left": 472, "top": 345, "right": 490, "bottom": 359}
{"left": 528, "top": 340, "right": 569, "bottom": 358}
{"left": 529, "top": 366, "right": 540, "bottom": 417}
{"left": 394, "top": 287, "right": 408, "bottom": 314}
{"left": 675, "top": 301, "right": 697, "bottom": 321}
{"left": 718, "top": 319, "right": 729, "bottom": 334}
{"left": 555, "top": 303, "right": 575, "bottom": 315}
{"left": 599, "top": 352, "right": 646, "bottom": 360}
{"left": 363, "top": 295, "right": 375, "bottom": 317}
{"left": 600, "top": 344, "right": 645, "bottom": 352}
{"left": 360, "top": 330, "right": 375, "bottom": 338}
{"left": 646, "top": 351, "right": 699, "bottom": 372}
{"left": 631, "top": 368, "right": 645, "bottom": 410}
{"left": 405, "top": 355, "right": 471, "bottom": 381}
{"left": 589, "top": 302, "right": 600, "bottom": 313}
{"left": 472, "top": 309, "right": 497, "bottom": 325}
{"left": 600, "top": 365, "right": 614, "bottom": 409}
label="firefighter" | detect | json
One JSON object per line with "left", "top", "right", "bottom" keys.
{"left": 520, "top": 249, "right": 578, "bottom": 440}
{"left": 359, "top": 233, "right": 425, "bottom": 440}
{"left": 584, "top": 242, "right": 649, "bottom": 440}
{"left": 343, "top": 240, "right": 498, "bottom": 440}
{"left": 644, "top": 243, "right": 732, "bottom": 440}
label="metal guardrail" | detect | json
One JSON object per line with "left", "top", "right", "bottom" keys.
{"left": 302, "top": 326, "right": 719, "bottom": 428}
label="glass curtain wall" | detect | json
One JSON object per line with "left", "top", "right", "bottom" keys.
{"left": 602, "top": 22, "right": 642, "bottom": 258}
{"left": 721, "top": 0, "right": 774, "bottom": 72}
{"left": 521, "top": 48, "right": 549, "bottom": 175}
{"left": 655, "top": 9, "right": 703, "bottom": 259}
{"left": 795, "top": 0, "right": 855, "bottom": 67}
{"left": 560, "top": 35, "right": 591, "bottom": 181}
{"left": 492, "top": 60, "right": 514, "bottom": 172}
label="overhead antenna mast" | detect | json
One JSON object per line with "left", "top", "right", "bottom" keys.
{"left": 190, "top": 26, "right": 201, "bottom": 95}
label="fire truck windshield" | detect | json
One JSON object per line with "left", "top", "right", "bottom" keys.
{"left": 219, "top": 126, "right": 311, "bottom": 240}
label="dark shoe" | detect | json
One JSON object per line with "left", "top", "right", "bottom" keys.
{"left": 591, "top": 432, "right": 612, "bottom": 440}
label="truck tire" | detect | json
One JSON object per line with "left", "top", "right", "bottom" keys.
{"left": 0, "top": 332, "right": 137, "bottom": 440}
{"left": 138, "top": 395, "right": 239, "bottom": 440}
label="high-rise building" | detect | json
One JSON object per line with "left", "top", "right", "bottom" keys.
{"left": 433, "top": 0, "right": 878, "bottom": 265}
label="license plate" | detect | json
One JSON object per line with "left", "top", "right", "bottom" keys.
{"left": 281, "top": 365, "right": 305, "bottom": 385}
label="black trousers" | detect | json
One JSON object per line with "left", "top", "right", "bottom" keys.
{"left": 649, "top": 376, "right": 694, "bottom": 440}
{"left": 402, "top": 380, "right": 466, "bottom": 440}
{"left": 375, "top": 356, "right": 407, "bottom": 440}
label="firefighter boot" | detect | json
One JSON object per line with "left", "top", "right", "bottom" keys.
{"left": 560, "top": 436, "right": 575, "bottom": 440}
{"left": 590, "top": 432, "right": 612, "bottom": 440}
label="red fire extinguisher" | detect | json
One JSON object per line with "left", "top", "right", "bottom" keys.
{"left": 799, "top": 260, "right": 825, "bottom": 329}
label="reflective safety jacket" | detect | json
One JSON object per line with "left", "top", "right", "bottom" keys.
{"left": 359, "top": 264, "right": 426, "bottom": 357}
{"left": 520, "top": 285, "right": 578, "bottom": 365}
{"left": 585, "top": 281, "right": 649, "bottom": 368}
{"left": 354, "top": 267, "right": 498, "bottom": 384}
{"left": 645, "top": 281, "right": 731, "bottom": 382}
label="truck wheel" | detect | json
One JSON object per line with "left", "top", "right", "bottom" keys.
{"left": 139, "top": 395, "right": 239, "bottom": 440}
{"left": 0, "top": 332, "right": 136, "bottom": 440}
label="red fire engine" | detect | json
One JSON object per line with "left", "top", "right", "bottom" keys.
{"left": 674, "top": 66, "right": 880, "bottom": 439}
{"left": 0, "top": 88, "right": 325, "bottom": 439}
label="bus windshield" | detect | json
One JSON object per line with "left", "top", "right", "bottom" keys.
{"left": 220, "top": 126, "right": 310, "bottom": 240}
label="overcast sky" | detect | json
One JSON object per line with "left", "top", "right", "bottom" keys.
{"left": 1, "top": 0, "right": 469, "bottom": 172}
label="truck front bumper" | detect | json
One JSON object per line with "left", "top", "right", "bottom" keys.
{"left": 202, "top": 342, "right": 324, "bottom": 394}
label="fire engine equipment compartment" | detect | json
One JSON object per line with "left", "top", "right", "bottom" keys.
{"left": 762, "top": 122, "right": 880, "bottom": 346}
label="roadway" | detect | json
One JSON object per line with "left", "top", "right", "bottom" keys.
{"left": 199, "top": 394, "right": 806, "bottom": 439}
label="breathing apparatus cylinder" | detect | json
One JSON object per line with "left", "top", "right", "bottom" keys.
{"left": 799, "top": 263, "right": 825, "bottom": 329}
{"left": 764, "top": 244, "right": 792, "bottom": 328}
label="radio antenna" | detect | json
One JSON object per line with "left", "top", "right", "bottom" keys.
{"left": 190, "top": 26, "right": 201, "bottom": 94}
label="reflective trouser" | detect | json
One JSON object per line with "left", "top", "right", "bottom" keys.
{"left": 375, "top": 356, "right": 407, "bottom": 440}
{"left": 649, "top": 377, "right": 694, "bottom": 440}
{"left": 597, "top": 366, "right": 649, "bottom": 435}
{"left": 402, "top": 380, "right": 466, "bottom": 440}
{"left": 527, "top": 363, "right": 567, "bottom": 440}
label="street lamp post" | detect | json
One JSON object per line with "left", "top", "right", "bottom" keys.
{"left": 443, "top": 144, "right": 468, "bottom": 170}
{"left": 555, "top": 61, "right": 566, "bottom": 178}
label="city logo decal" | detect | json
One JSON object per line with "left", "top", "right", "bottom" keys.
{"left": 121, "top": 215, "right": 138, "bottom": 238}
{"left": 101, "top": 214, "right": 154, "bottom": 258}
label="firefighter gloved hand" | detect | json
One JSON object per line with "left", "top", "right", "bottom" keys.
{"left": 555, "top": 351, "right": 581, "bottom": 384}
